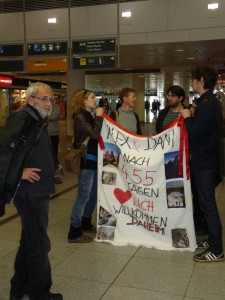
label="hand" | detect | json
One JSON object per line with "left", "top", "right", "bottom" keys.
{"left": 95, "top": 107, "right": 104, "bottom": 116}
{"left": 179, "top": 108, "right": 191, "bottom": 119}
{"left": 22, "top": 168, "right": 41, "bottom": 183}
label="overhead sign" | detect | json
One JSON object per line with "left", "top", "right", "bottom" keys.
{"left": 145, "top": 90, "right": 158, "bottom": 96}
{"left": 73, "top": 56, "right": 116, "bottom": 69}
{"left": 0, "top": 76, "right": 12, "bottom": 86}
{"left": 0, "top": 44, "right": 23, "bottom": 56}
{"left": 0, "top": 60, "right": 24, "bottom": 71}
{"left": 28, "top": 58, "right": 67, "bottom": 71}
{"left": 28, "top": 42, "right": 67, "bottom": 55}
{"left": 73, "top": 39, "right": 116, "bottom": 53}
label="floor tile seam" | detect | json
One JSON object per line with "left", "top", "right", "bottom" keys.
{"left": 100, "top": 282, "right": 188, "bottom": 298}
{"left": 71, "top": 247, "right": 139, "bottom": 257}
{"left": 0, "top": 246, "right": 20, "bottom": 261}
{"left": 130, "top": 254, "right": 196, "bottom": 267}
{"left": 0, "top": 185, "right": 77, "bottom": 226}
{"left": 51, "top": 272, "right": 113, "bottom": 285}
{"left": 183, "top": 262, "right": 198, "bottom": 299}
{"left": 98, "top": 247, "right": 140, "bottom": 299}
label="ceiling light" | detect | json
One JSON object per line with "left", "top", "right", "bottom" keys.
{"left": 122, "top": 11, "right": 131, "bottom": 18}
{"left": 186, "top": 57, "right": 195, "bottom": 60}
{"left": 208, "top": 3, "right": 218, "bottom": 9}
{"left": 48, "top": 18, "right": 57, "bottom": 24}
{"left": 175, "top": 49, "right": 184, "bottom": 52}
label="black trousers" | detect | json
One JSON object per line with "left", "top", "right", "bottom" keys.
{"left": 191, "top": 171, "right": 208, "bottom": 234}
{"left": 192, "top": 169, "right": 223, "bottom": 254}
{"left": 10, "top": 194, "right": 52, "bottom": 300}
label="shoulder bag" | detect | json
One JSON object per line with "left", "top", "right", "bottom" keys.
{"left": 64, "top": 136, "right": 90, "bottom": 175}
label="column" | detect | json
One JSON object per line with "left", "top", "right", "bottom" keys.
{"left": 132, "top": 76, "right": 145, "bottom": 123}
{"left": 66, "top": 69, "right": 85, "bottom": 137}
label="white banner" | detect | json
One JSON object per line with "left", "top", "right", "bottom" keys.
{"left": 96, "top": 116, "right": 196, "bottom": 252}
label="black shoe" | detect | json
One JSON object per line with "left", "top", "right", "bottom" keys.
{"left": 197, "top": 240, "right": 209, "bottom": 249}
{"left": 68, "top": 225, "right": 82, "bottom": 240}
{"left": 193, "top": 249, "right": 224, "bottom": 263}
{"left": 47, "top": 293, "right": 63, "bottom": 300}
{"left": 81, "top": 216, "right": 96, "bottom": 233}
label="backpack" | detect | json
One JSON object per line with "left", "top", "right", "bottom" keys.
{"left": 0, "top": 112, "right": 34, "bottom": 216}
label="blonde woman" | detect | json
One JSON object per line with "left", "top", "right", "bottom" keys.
{"left": 68, "top": 89, "right": 104, "bottom": 243}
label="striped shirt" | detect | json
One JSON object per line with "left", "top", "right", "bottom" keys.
{"left": 162, "top": 110, "right": 179, "bottom": 129}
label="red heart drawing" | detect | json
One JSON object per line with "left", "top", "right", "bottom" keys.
{"left": 114, "top": 188, "right": 132, "bottom": 204}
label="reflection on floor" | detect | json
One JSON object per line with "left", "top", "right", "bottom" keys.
{"left": 1, "top": 121, "right": 225, "bottom": 300}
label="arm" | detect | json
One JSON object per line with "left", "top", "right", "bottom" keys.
{"left": 180, "top": 103, "right": 213, "bottom": 141}
{"left": 74, "top": 112, "right": 103, "bottom": 140}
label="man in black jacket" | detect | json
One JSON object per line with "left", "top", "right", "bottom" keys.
{"left": 0, "top": 82, "right": 63, "bottom": 299}
{"left": 180, "top": 66, "right": 224, "bottom": 263}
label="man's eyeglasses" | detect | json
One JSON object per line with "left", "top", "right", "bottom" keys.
{"left": 31, "top": 95, "right": 54, "bottom": 103}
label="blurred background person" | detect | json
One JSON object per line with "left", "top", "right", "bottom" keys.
{"left": 48, "top": 99, "right": 60, "bottom": 162}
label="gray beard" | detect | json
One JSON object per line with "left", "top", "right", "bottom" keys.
{"left": 34, "top": 105, "right": 52, "bottom": 119}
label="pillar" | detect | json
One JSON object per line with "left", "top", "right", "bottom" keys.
{"left": 66, "top": 69, "right": 85, "bottom": 137}
{"left": 132, "top": 76, "right": 145, "bottom": 123}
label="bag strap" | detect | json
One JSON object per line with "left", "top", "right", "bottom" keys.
{"left": 82, "top": 136, "right": 90, "bottom": 146}
{"left": 115, "top": 110, "right": 119, "bottom": 122}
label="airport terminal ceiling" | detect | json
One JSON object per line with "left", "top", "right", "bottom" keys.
{"left": 10, "top": 39, "right": 225, "bottom": 94}
{"left": 0, "top": 0, "right": 147, "bottom": 13}
{"left": 1, "top": 0, "right": 225, "bottom": 93}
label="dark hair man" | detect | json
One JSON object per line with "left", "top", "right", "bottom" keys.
{"left": 180, "top": 66, "right": 224, "bottom": 263}
{"left": 156, "top": 85, "right": 186, "bottom": 133}
{"left": 0, "top": 82, "right": 63, "bottom": 299}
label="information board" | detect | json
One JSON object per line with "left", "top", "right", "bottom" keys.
{"left": 73, "top": 39, "right": 116, "bottom": 54}
{"left": 0, "top": 44, "right": 23, "bottom": 56}
{"left": 73, "top": 55, "right": 116, "bottom": 69}
{"left": 28, "top": 42, "right": 67, "bottom": 55}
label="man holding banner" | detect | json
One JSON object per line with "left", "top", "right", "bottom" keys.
{"left": 180, "top": 66, "right": 224, "bottom": 263}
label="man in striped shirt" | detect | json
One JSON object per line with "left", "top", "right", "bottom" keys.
{"left": 156, "top": 85, "right": 186, "bottom": 133}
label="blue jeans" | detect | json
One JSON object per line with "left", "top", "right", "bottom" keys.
{"left": 192, "top": 168, "right": 223, "bottom": 254}
{"left": 70, "top": 169, "right": 97, "bottom": 228}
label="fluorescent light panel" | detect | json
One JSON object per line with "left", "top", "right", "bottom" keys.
{"left": 48, "top": 18, "right": 57, "bottom": 23}
{"left": 208, "top": 3, "right": 218, "bottom": 9}
{"left": 122, "top": 11, "right": 131, "bottom": 18}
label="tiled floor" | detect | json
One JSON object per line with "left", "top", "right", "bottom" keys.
{"left": 1, "top": 121, "right": 225, "bottom": 300}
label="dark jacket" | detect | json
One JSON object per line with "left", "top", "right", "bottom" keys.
{"left": 156, "top": 104, "right": 187, "bottom": 133}
{"left": 156, "top": 106, "right": 171, "bottom": 133}
{"left": 184, "top": 90, "right": 222, "bottom": 170}
{"left": 73, "top": 110, "right": 103, "bottom": 170}
{"left": 0, "top": 105, "right": 56, "bottom": 216}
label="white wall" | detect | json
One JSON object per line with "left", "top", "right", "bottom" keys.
{"left": 0, "top": 1, "right": 224, "bottom": 46}
{"left": 0, "top": 13, "right": 24, "bottom": 42}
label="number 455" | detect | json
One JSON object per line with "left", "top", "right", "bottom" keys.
{"left": 121, "top": 164, "right": 156, "bottom": 186}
